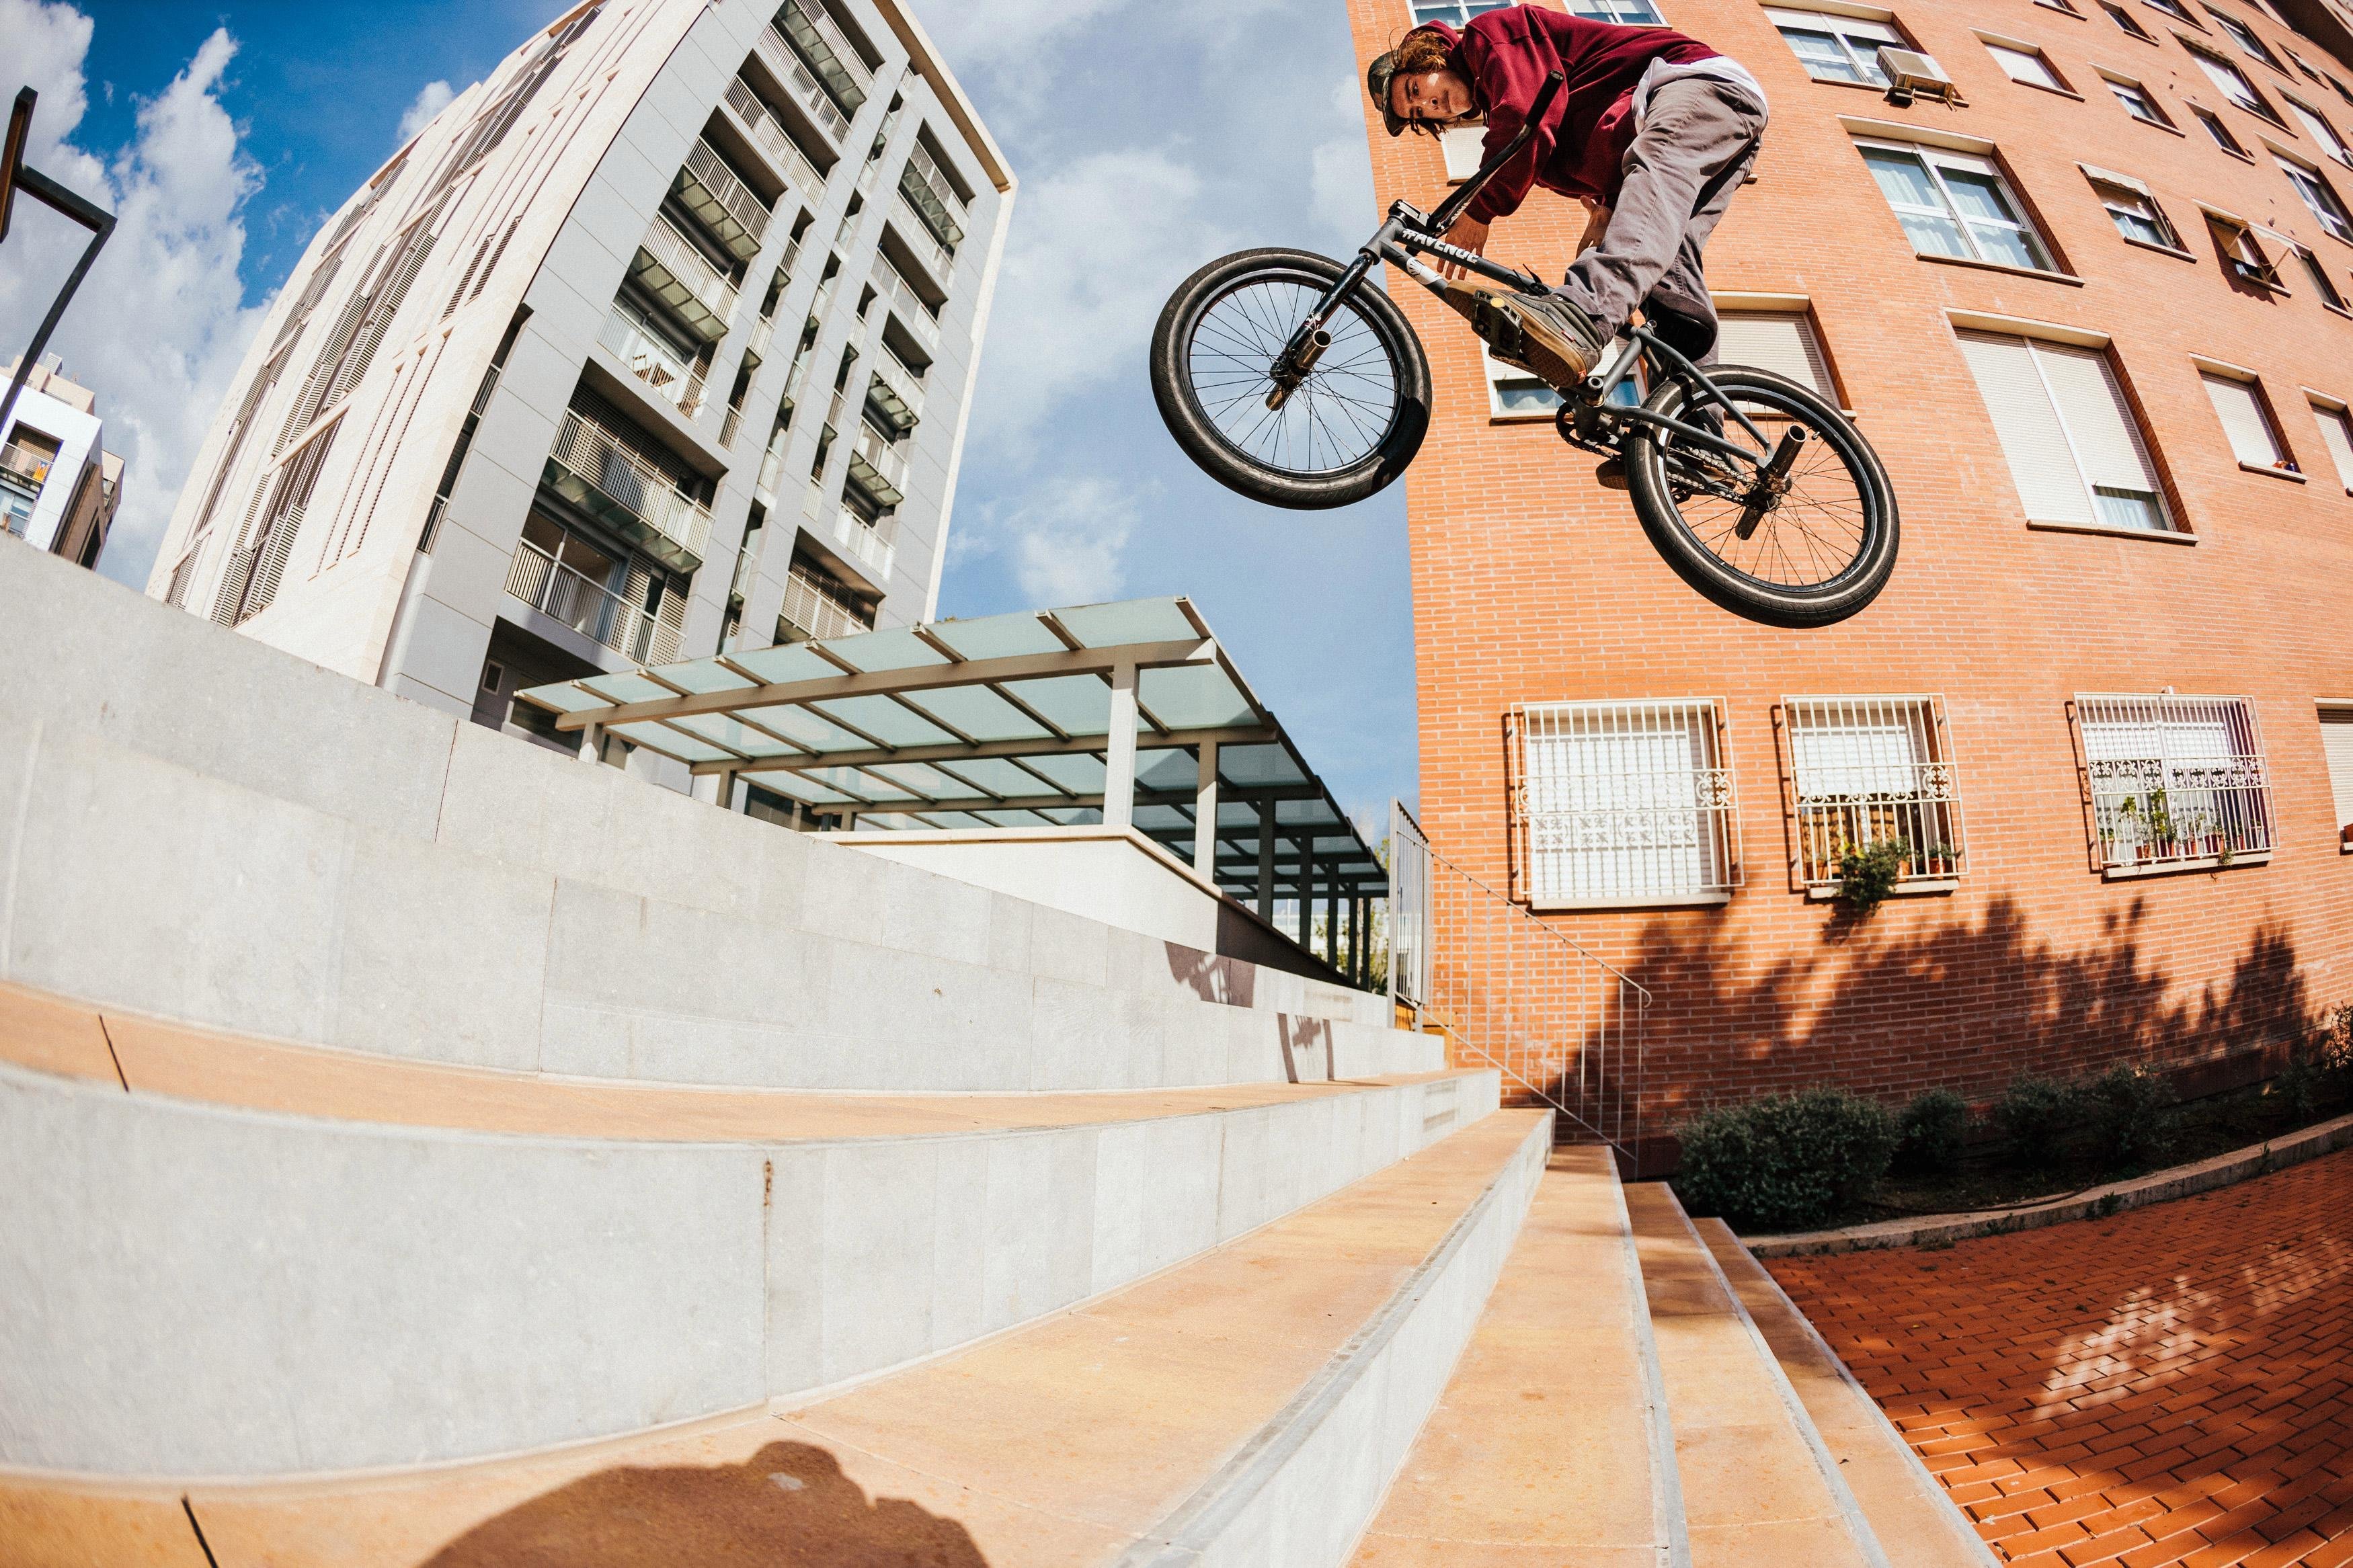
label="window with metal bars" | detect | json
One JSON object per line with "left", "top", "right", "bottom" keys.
{"left": 1782, "top": 696, "right": 1964, "bottom": 893}
{"left": 1508, "top": 700, "right": 1741, "bottom": 908}
{"left": 2075, "top": 694, "right": 2274, "bottom": 871}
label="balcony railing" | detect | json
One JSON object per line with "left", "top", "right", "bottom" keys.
{"left": 899, "top": 144, "right": 967, "bottom": 249}
{"left": 865, "top": 349, "right": 923, "bottom": 431}
{"left": 832, "top": 505, "right": 896, "bottom": 579}
{"left": 777, "top": 0, "right": 873, "bottom": 116}
{"left": 841, "top": 403, "right": 909, "bottom": 506}
{"left": 723, "top": 78, "right": 828, "bottom": 205}
{"left": 598, "top": 305, "right": 708, "bottom": 419}
{"left": 542, "top": 409, "right": 713, "bottom": 571}
{"left": 891, "top": 194, "right": 956, "bottom": 287}
{"left": 870, "top": 258, "right": 939, "bottom": 349}
{"left": 506, "top": 539, "right": 680, "bottom": 664}
{"left": 2079, "top": 692, "right": 2274, "bottom": 872}
{"left": 754, "top": 25, "right": 850, "bottom": 143}
{"left": 780, "top": 565, "right": 873, "bottom": 641}
{"left": 0, "top": 442, "right": 54, "bottom": 492}
{"left": 630, "top": 219, "right": 739, "bottom": 343}
{"left": 677, "top": 139, "right": 773, "bottom": 260}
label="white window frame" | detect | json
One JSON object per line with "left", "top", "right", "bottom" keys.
{"left": 1767, "top": 8, "right": 1901, "bottom": 86}
{"left": 2205, "top": 6, "right": 2284, "bottom": 71}
{"left": 2198, "top": 362, "right": 2297, "bottom": 471}
{"left": 2283, "top": 95, "right": 2353, "bottom": 167}
{"left": 2143, "top": 0, "right": 2197, "bottom": 22}
{"left": 2286, "top": 237, "right": 2349, "bottom": 309}
{"left": 2204, "top": 208, "right": 2284, "bottom": 285}
{"left": 2102, "top": 73, "right": 2173, "bottom": 126}
{"left": 1954, "top": 324, "right": 2178, "bottom": 535}
{"left": 1508, "top": 699, "right": 1741, "bottom": 910}
{"left": 2274, "top": 151, "right": 2353, "bottom": 243}
{"left": 2075, "top": 693, "right": 2274, "bottom": 876}
{"left": 1856, "top": 138, "right": 2058, "bottom": 271}
{"left": 2309, "top": 393, "right": 2353, "bottom": 491}
{"left": 2319, "top": 704, "right": 2353, "bottom": 845}
{"left": 1480, "top": 345, "right": 1564, "bottom": 421}
{"left": 1563, "top": 0, "right": 1667, "bottom": 24}
{"left": 1981, "top": 36, "right": 2072, "bottom": 93}
{"left": 1407, "top": 0, "right": 1515, "bottom": 26}
{"left": 2086, "top": 169, "right": 2183, "bottom": 249}
{"left": 2192, "top": 104, "right": 2254, "bottom": 156}
{"left": 2102, "top": 2, "right": 2157, "bottom": 40}
{"left": 1782, "top": 695, "right": 1965, "bottom": 897}
{"left": 2186, "top": 42, "right": 2283, "bottom": 122}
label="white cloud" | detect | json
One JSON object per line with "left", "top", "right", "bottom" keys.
{"left": 397, "top": 80, "right": 455, "bottom": 143}
{"left": 999, "top": 478, "right": 1142, "bottom": 605}
{"left": 0, "top": 3, "right": 268, "bottom": 589}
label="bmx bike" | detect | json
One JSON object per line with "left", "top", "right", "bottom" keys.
{"left": 1148, "top": 71, "right": 1899, "bottom": 628}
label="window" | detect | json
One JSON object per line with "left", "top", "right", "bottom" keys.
{"left": 2200, "top": 368, "right": 2295, "bottom": 470}
{"left": 1406, "top": 0, "right": 1513, "bottom": 24}
{"left": 2292, "top": 242, "right": 2349, "bottom": 308}
{"left": 2193, "top": 105, "right": 2252, "bottom": 154}
{"left": 2143, "top": 0, "right": 2195, "bottom": 19}
{"left": 2286, "top": 49, "right": 2323, "bottom": 85}
{"left": 2077, "top": 694, "right": 2273, "bottom": 872}
{"left": 2105, "top": 75, "right": 2173, "bottom": 124}
{"left": 1956, "top": 330, "right": 2174, "bottom": 531}
{"left": 2208, "top": 212, "right": 2283, "bottom": 284}
{"left": 2284, "top": 97, "right": 2353, "bottom": 165}
{"left": 1768, "top": 8, "right": 1900, "bottom": 85}
{"left": 1482, "top": 347, "right": 1562, "bottom": 419}
{"left": 2205, "top": 7, "right": 2284, "bottom": 70}
{"left": 2189, "top": 46, "right": 2282, "bottom": 122}
{"left": 1860, "top": 142, "right": 2057, "bottom": 270}
{"left": 1714, "top": 310, "right": 1840, "bottom": 403}
{"left": 1984, "top": 39, "right": 2072, "bottom": 91}
{"left": 2334, "top": 75, "right": 2353, "bottom": 112}
{"left": 1564, "top": 0, "right": 1666, "bottom": 22}
{"left": 1509, "top": 700, "right": 1741, "bottom": 908}
{"left": 1440, "top": 126, "right": 1488, "bottom": 181}
{"left": 2276, "top": 154, "right": 2353, "bottom": 243}
{"left": 2088, "top": 171, "right": 2184, "bottom": 247}
{"left": 2036, "top": 0, "right": 2081, "bottom": 13}
{"left": 1784, "top": 696, "right": 1964, "bottom": 894}
{"left": 2307, "top": 396, "right": 2353, "bottom": 489}
{"left": 2102, "top": 3, "right": 2155, "bottom": 40}
{"left": 2321, "top": 706, "right": 2353, "bottom": 841}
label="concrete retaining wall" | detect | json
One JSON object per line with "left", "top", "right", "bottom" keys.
{"left": 0, "top": 1063, "right": 1499, "bottom": 1478}
{"left": 0, "top": 546, "right": 1420, "bottom": 1090}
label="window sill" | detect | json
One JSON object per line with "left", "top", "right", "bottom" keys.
{"left": 1804, "top": 877, "right": 1960, "bottom": 901}
{"left": 2120, "top": 235, "right": 2198, "bottom": 259}
{"left": 2010, "top": 79, "right": 2088, "bottom": 101}
{"left": 1915, "top": 251, "right": 2085, "bottom": 284}
{"left": 2239, "top": 461, "right": 2307, "bottom": 481}
{"left": 2027, "top": 517, "right": 2199, "bottom": 542}
{"left": 2102, "top": 849, "right": 2272, "bottom": 878}
{"left": 2212, "top": 142, "right": 2259, "bottom": 164}
{"left": 1529, "top": 890, "right": 1733, "bottom": 911}
{"left": 1808, "top": 76, "right": 1904, "bottom": 93}
{"left": 2127, "top": 113, "right": 2188, "bottom": 135}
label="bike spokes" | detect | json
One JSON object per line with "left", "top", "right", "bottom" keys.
{"left": 1186, "top": 277, "right": 1400, "bottom": 477}
{"left": 1664, "top": 403, "right": 1870, "bottom": 590}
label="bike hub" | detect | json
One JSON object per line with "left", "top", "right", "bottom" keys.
{"left": 1264, "top": 327, "right": 1332, "bottom": 411}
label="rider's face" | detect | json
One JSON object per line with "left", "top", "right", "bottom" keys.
{"left": 1390, "top": 69, "right": 1474, "bottom": 129}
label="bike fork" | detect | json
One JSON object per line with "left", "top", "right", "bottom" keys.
{"left": 1265, "top": 236, "right": 1390, "bottom": 411}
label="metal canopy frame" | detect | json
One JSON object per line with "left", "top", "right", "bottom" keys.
{"left": 517, "top": 595, "right": 1390, "bottom": 907}
{"left": 0, "top": 89, "right": 118, "bottom": 439}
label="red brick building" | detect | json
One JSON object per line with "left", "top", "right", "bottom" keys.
{"left": 1344, "top": 0, "right": 2353, "bottom": 1142}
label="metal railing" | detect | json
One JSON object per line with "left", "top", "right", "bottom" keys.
{"left": 598, "top": 305, "right": 708, "bottom": 418}
{"left": 778, "top": 0, "right": 873, "bottom": 110}
{"left": 505, "top": 539, "right": 679, "bottom": 664}
{"left": 678, "top": 139, "right": 774, "bottom": 258}
{"left": 723, "top": 78, "right": 828, "bottom": 204}
{"left": 1507, "top": 699, "right": 1741, "bottom": 909}
{"left": 844, "top": 412, "right": 909, "bottom": 504}
{"left": 1389, "top": 800, "right": 1650, "bottom": 1163}
{"left": 545, "top": 409, "right": 713, "bottom": 567}
{"left": 780, "top": 564, "right": 872, "bottom": 641}
{"left": 866, "top": 344, "right": 924, "bottom": 429}
{"left": 1784, "top": 695, "right": 1964, "bottom": 891}
{"left": 891, "top": 192, "right": 957, "bottom": 285}
{"left": 869, "top": 257, "right": 939, "bottom": 348}
{"left": 2078, "top": 692, "right": 2275, "bottom": 870}
{"left": 832, "top": 504, "right": 896, "bottom": 578}
{"left": 900, "top": 142, "right": 968, "bottom": 245}
{"left": 0, "top": 442, "right": 54, "bottom": 491}
{"left": 755, "top": 24, "right": 851, "bottom": 142}
{"left": 632, "top": 218, "right": 739, "bottom": 341}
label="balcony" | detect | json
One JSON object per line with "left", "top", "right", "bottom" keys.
{"left": 889, "top": 194, "right": 956, "bottom": 288}
{"left": 629, "top": 218, "right": 739, "bottom": 343}
{"left": 723, "top": 77, "right": 827, "bottom": 205}
{"left": 836, "top": 394, "right": 908, "bottom": 507}
{"left": 598, "top": 304, "right": 708, "bottom": 419}
{"left": 865, "top": 344, "right": 924, "bottom": 431}
{"left": 870, "top": 258, "right": 940, "bottom": 349}
{"left": 779, "top": 564, "right": 873, "bottom": 641}
{"left": 776, "top": 0, "right": 872, "bottom": 117}
{"left": 830, "top": 503, "right": 897, "bottom": 580}
{"left": 899, "top": 143, "right": 967, "bottom": 249}
{"left": 0, "top": 442, "right": 53, "bottom": 494}
{"left": 676, "top": 139, "right": 773, "bottom": 261}
{"left": 541, "top": 409, "right": 713, "bottom": 571}
{"left": 754, "top": 25, "right": 850, "bottom": 145}
{"left": 506, "top": 539, "right": 681, "bottom": 665}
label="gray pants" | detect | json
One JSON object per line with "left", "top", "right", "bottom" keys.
{"left": 1555, "top": 77, "right": 1767, "bottom": 367}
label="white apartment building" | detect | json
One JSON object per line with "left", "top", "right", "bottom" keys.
{"left": 144, "top": 0, "right": 1012, "bottom": 774}
{"left": 1, "top": 355, "right": 122, "bottom": 569}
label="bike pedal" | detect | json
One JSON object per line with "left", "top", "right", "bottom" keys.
{"left": 1469, "top": 293, "right": 1526, "bottom": 361}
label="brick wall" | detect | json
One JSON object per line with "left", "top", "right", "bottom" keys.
{"left": 1343, "top": 0, "right": 2353, "bottom": 1144}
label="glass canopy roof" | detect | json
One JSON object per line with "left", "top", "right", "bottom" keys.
{"left": 518, "top": 596, "right": 1388, "bottom": 899}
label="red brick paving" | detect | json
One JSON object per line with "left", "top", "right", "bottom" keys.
{"left": 1769, "top": 1149, "right": 2353, "bottom": 1567}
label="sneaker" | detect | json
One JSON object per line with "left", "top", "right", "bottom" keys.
{"left": 1593, "top": 457, "right": 1629, "bottom": 490}
{"left": 1437, "top": 283, "right": 1607, "bottom": 388}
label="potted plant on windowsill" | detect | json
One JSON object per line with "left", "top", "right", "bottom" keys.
{"left": 1834, "top": 837, "right": 1910, "bottom": 915}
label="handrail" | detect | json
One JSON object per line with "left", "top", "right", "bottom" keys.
{"left": 865, "top": 341, "right": 924, "bottom": 427}
{"left": 598, "top": 306, "right": 708, "bottom": 417}
{"left": 681, "top": 139, "right": 774, "bottom": 251}
{"left": 870, "top": 257, "right": 939, "bottom": 346}
{"left": 891, "top": 191, "right": 957, "bottom": 285}
{"left": 754, "top": 26, "right": 850, "bottom": 143}
{"left": 635, "top": 218, "right": 740, "bottom": 327}
{"left": 847, "top": 414, "right": 909, "bottom": 497}
{"left": 723, "top": 77, "right": 827, "bottom": 203}
{"left": 781, "top": 565, "right": 871, "bottom": 641}
{"left": 0, "top": 442, "right": 54, "bottom": 489}
{"left": 779, "top": 0, "right": 873, "bottom": 103}
{"left": 506, "top": 538, "right": 677, "bottom": 663}
{"left": 547, "top": 409, "right": 713, "bottom": 562}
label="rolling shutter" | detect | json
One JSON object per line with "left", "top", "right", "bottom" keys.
{"left": 2202, "top": 373, "right": 2284, "bottom": 466}
{"left": 2311, "top": 402, "right": 2353, "bottom": 491}
{"left": 1956, "top": 331, "right": 2093, "bottom": 524}
{"left": 2322, "top": 709, "right": 2353, "bottom": 832}
{"left": 2036, "top": 343, "right": 2169, "bottom": 525}
{"left": 1714, "top": 312, "right": 1837, "bottom": 403}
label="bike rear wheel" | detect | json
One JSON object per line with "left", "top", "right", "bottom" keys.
{"left": 1625, "top": 366, "right": 1898, "bottom": 628}
{"left": 1150, "top": 248, "right": 1431, "bottom": 510}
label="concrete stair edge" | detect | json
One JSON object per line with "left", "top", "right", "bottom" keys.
{"left": 1614, "top": 1159, "right": 1697, "bottom": 1568}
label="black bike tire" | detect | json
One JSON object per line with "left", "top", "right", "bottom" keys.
{"left": 1150, "top": 247, "right": 1432, "bottom": 511}
{"left": 1624, "top": 367, "right": 1899, "bottom": 628}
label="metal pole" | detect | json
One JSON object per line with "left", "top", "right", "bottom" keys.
{"left": 1193, "top": 739, "right": 1220, "bottom": 879}
{"left": 1295, "top": 837, "right": 1312, "bottom": 947}
{"left": 0, "top": 132, "right": 118, "bottom": 439}
{"left": 1257, "top": 795, "right": 1277, "bottom": 917}
{"left": 1101, "top": 661, "right": 1138, "bottom": 831}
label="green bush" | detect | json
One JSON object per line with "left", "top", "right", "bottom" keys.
{"left": 1673, "top": 1086, "right": 1899, "bottom": 1233}
{"left": 1895, "top": 1088, "right": 1968, "bottom": 1175}
{"left": 2083, "top": 1064, "right": 2169, "bottom": 1172}
{"left": 1993, "top": 1075, "right": 2082, "bottom": 1169}
{"left": 1835, "top": 839, "right": 1909, "bottom": 915}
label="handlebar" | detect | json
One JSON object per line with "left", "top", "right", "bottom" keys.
{"left": 1424, "top": 70, "right": 1564, "bottom": 237}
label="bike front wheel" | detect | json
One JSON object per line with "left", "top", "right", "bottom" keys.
{"left": 1626, "top": 367, "right": 1899, "bottom": 628}
{"left": 1150, "top": 248, "right": 1431, "bottom": 510}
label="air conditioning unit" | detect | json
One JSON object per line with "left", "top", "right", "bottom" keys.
{"left": 1878, "top": 48, "right": 1964, "bottom": 106}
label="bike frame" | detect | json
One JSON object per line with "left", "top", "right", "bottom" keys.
{"left": 1271, "top": 71, "right": 1774, "bottom": 474}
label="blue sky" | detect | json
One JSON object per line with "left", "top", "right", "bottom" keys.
{"left": 1, "top": 0, "right": 1418, "bottom": 822}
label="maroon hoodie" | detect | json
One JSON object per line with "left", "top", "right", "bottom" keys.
{"left": 1428, "top": 9, "right": 1718, "bottom": 216}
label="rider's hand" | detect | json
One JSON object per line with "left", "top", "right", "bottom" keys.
{"left": 1439, "top": 215, "right": 1490, "bottom": 280}
{"left": 1577, "top": 198, "right": 1611, "bottom": 256}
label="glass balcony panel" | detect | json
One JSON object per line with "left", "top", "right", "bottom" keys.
{"left": 677, "top": 139, "right": 774, "bottom": 260}
{"left": 598, "top": 305, "right": 709, "bottom": 418}
{"left": 898, "top": 145, "right": 967, "bottom": 249}
{"left": 543, "top": 409, "right": 713, "bottom": 571}
{"left": 777, "top": 0, "right": 873, "bottom": 117}
{"left": 629, "top": 218, "right": 740, "bottom": 343}
{"left": 755, "top": 24, "right": 851, "bottom": 143}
